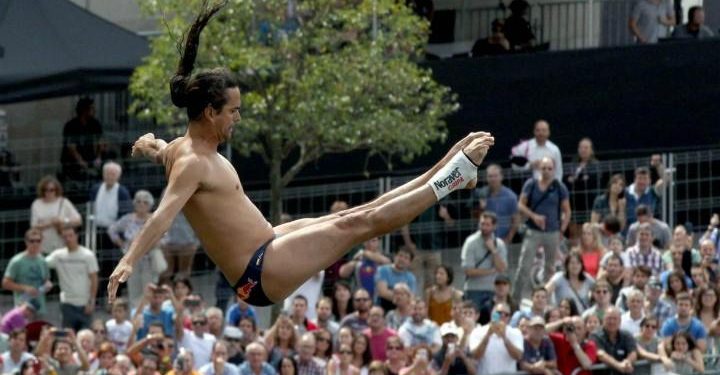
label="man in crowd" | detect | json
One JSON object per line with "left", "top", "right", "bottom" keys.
{"left": 671, "top": 5, "right": 714, "bottom": 38}
{"left": 603, "top": 254, "right": 625, "bottom": 304}
{"left": 239, "top": 342, "right": 276, "bottom": 375}
{"left": 289, "top": 295, "right": 317, "bottom": 335}
{"left": 513, "top": 120, "right": 563, "bottom": 180}
{"left": 135, "top": 284, "right": 176, "bottom": 339}
{"left": 549, "top": 317, "right": 597, "bottom": 375}
{"left": 625, "top": 164, "right": 668, "bottom": 224}
{"left": 433, "top": 325, "right": 476, "bottom": 375}
{"left": 470, "top": 164, "right": 519, "bottom": 243}
{"left": 0, "top": 301, "right": 38, "bottom": 334}
{"left": 616, "top": 266, "right": 651, "bottom": 312}
{"left": 510, "top": 287, "right": 548, "bottom": 327}
{"left": 583, "top": 281, "right": 613, "bottom": 322}
{"left": 364, "top": 306, "right": 396, "bottom": 361}
{"left": 480, "top": 274, "right": 516, "bottom": 324}
{"left": 469, "top": 303, "right": 524, "bottom": 374}
{"left": 626, "top": 205, "right": 671, "bottom": 249}
{"left": 295, "top": 333, "right": 325, "bottom": 375}
{"left": 626, "top": 223, "right": 665, "bottom": 276}
{"left": 46, "top": 226, "right": 99, "bottom": 331}
{"left": 313, "top": 297, "right": 339, "bottom": 336}
{"left": 199, "top": 341, "right": 240, "bottom": 375}
{"left": 461, "top": 212, "right": 508, "bottom": 312}
{"left": 177, "top": 310, "right": 217, "bottom": 369}
{"left": 2, "top": 229, "right": 52, "bottom": 315}
{"left": 0, "top": 329, "right": 36, "bottom": 374}
{"left": 60, "top": 97, "right": 103, "bottom": 181}
{"left": 519, "top": 317, "right": 557, "bottom": 375}
{"left": 590, "top": 307, "right": 637, "bottom": 374}
{"left": 643, "top": 276, "right": 675, "bottom": 327}
{"left": 338, "top": 237, "right": 391, "bottom": 298}
{"left": 375, "top": 247, "right": 417, "bottom": 311}
{"left": 398, "top": 298, "right": 441, "bottom": 352}
{"left": 385, "top": 283, "right": 414, "bottom": 330}
{"left": 629, "top": 0, "right": 675, "bottom": 44}
{"left": 659, "top": 292, "right": 707, "bottom": 353}
{"left": 514, "top": 157, "right": 570, "bottom": 301}
{"left": 339, "top": 289, "right": 372, "bottom": 333}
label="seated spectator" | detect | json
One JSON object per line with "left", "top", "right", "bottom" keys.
{"left": 199, "top": 341, "right": 240, "bottom": 375}
{"left": 616, "top": 266, "right": 651, "bottom": 312}
{"left": 694, "top": 286, "right": 720, "bottom": 334}
{"left": 398, "top": 345, "right": 435, "bottom": 375}
{"left": 591, "top": 174, "right": 628, "bottom": 232}
{"left": 332, "top": 282, "right": 354, "bottom": 322}
{"left": 661, "top": 270, "right": 689, "bottom": 308}
{"left": 660, "top": 292, "right": 707, "bottom": 353}
{"left": 545, "top": 251, "right": 595, "bottom": 311}
{"left": 364, "top": 306, "right": 397, "bottom": 361}
{"left": 339, "top": 237, "right": 391, "bottom": 299}
{"left": 227, "top": 296, "right": 258, "bottom": 328}
{"left": 619, "top": 290, "right": 645, "bottom": 336}
{"left": 30, "top": 176, "right": 82, "bottom": 254}
{"left": 222, "top": 327, "right": 246, "bottom": 366}
{"left": 0, "top": 301, "right": 38, "bottom": 334}
{"left": 313, "top": 329, "right": 332, "bottom": 364}
{"left": 643, "top": 277, "right": 675, "bottom": 328}
{"left": 626, "top": 206, "right": 671, "bottom": 250}
{"left": 635, "top": 315, "right": 671, "bottom": 371}
{"left": 426, "top": 265, "right": 463, "bottom": 326}
{"left": 288, "top": 295, "right": 318, "bottom": 335}
{"left": 469, "top": 303, "right": 523, "bottom": 374}
{"left": 478, "top": 275, "right": 517, "bottom": 324}
{"left": 504, "top": 0, "right": 536, "bottom": 50}
{"left": 351, "top": 333, "right": 372, "bottom": 373}
{"left": 431, "top": 325, "right": 475, "bottom": 375}
{"left": 240, "top": 342, "right": 277, "bottom": 375}
{"left": 471, "top": 19, "right": 510, "bottom": 57}
{"left": 626, "top": 223, "right": 665, "bottom": 276}
{"left": 461, "top": 212, "right": 507, "bottom": 315}
{"left": 1, "top": 329, "right": 35, "bottom": 374}
{"left": 276, "top": 355, "right": 297, "bottom": 375}
{"left": 582, "top": 281, "right": 613, "bottom": 322}
{"left": 549, "top": 317, "right": 597, "bottom": 375}
{"left": 672, "top": 6, "right": 714, "bottom": 39}
{"left": 375, "top": 248, "right": 417, "bottom": 311}
{"left": 385, "top": 283, "right": 413, "bottom": 331}
{"left": 510, "top": 287, "right": 548, "bottom": 328}
{"left": 35, "top": 327, "right": 90, "bottom": 374}
{"left": 263, "top": 316, "right": 298, "bottom": 368}
{"left": 666, "top": 332, "right": 705, "bottom": 374}
{"left": 398, "top": 298, "right": 441, "bottom": 352}
{"left": 519, "top": 317, "right": 557, "bottom": 374}
{"left": 384, "top": 336, "right": 408, "bottom": 375}
{"left": 294, "top": 333, "right": 324, "bottom": 375}
{"left": 313, "top": 297, "right": 340, "bottom": 336}
{"left": 699, "top": 239, "right": 718, "bottom": 283}
{"left": 340, "top": 289, "right": 372, "bottom": 333}
{"left": 590, "top": 307, "right": 637, "bottom": 374}
{"left": 329, "top": 342, "right": 361, "bottom": 375}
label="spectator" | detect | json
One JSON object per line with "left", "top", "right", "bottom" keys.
{"left": 582, "top": 281, "right": 613, "bottom": 322}
{"left": 672, "top": 6, "right": 714, "bottom": 39}
{"left": 75, "top": 329, "right": 99, "bottom": 371}
{"left": 616, "top": 266, "right": 651, "bottom": 312}
{"left": 264, "top": 316, "right": 298, "bottom": 368}
{"left": 662, "top": 225, "right": 700, "bottom": 275}
{"left": 626, "top": 205, "right": 672, "bottom": 250}
{"left": 108, "top": 189, "right": 165, "bottom": 306}
{"left": 368, "top": 361, "right": 388, "bottom": 375}
{"left": 600, "top": 254, "right": 625, "bottom": 304}
{"left": 284, "top": 271, "right": 325, "bottom": 323}
{"left": 432, "top": 325, "right": 475, "bottom": 375}
{"left": 699, "top": 239, "right": 718, "bottom": 283}
{"left": 313, "top": 297, "right": 339, "bottom": 336}
{"left": 438, "top": 302, "right": 467, "bottom": 345}
{"left": 350, "top": 333, "right": 372, "bottom": 373}
{"left": 227, "top": 296, "right": 258, "bottom": 328}
{"left": 625, "top": 165, "right": 668, "bottom": 225}
{"left": 510, "top": 287, "right": 548, "bottom": 328}
{"left": 619, "top": 290, "right": 645, "bottom": 336}
{"left": 519, "top": 317, "right": 557, "bottom": 375}
{"left": 549, "top": 317, "right": 597, "bottom": 375}
{"left": 60, "top": 97, "right": 103, "bottom": 181}
{"left": 375, "top": 248, "right": 417, "bottom": 311}
{"left": 177, "top": 310, "right": 218, "bottom": 369}
{"left": 514, "top": 157, "right": 570, "bottom": 301}
{"left": 207, "top": 307, "right": 225, "bottom": 339}
{"left": 425, "top": 265, "right": 462, "bottom": 326}
{"left": 659, "top": 292, "right": 707, "bottom": 353}
{"left": 166, "top": 277, "right": 194, "bottom": 316}
{"left": 469, "top": 303, "right": 523, "bottom": 374}
{"left": 504, "top": 0, "right": 536, "bottom": 50}
{"left": 332, "top": 282, "right": 354, "bottom": 322}
{"left": 384, "top": 336, "right": 407, "bottom": 375}
{"left": 589, "top": 307, "right": 637, "bottom": 374}
{"left": 364, "top": 306, "right": 397, "bottom": 361}
{"left": 240, "top": 342, "right": 277, "bottom": 375}
{"left": 471, "top": 19, "right": 510, "bottom": 57}
{"left": 168, "top": 349, "right": 198, "bottom": 375}
{"left": 635, "top": 315, "right": 669, "bottom": 371}
{"left": 239, "top": 317, "right": 259, "bottom": 350}
{"left": 2, "top": 228, "right": 52, "bottom": 314}
{"left": 106, "top": 297, "right": 133, "bottom": 353}
{"left": 1, "top": 329, "right": 35, "bottom": 374}
{"left": 690, "top": 266, "right": 708, "bottom": 291}
{"left": 665, "top": 332, "right": 704, "bottom": 374}
{"left": 398, "top": 345, "right": 434, "bottom": 375}
{"left": 136, "top": 354, "right": 162, "bottom": 375}
{"left": 30, "top": 176, "right": 82, "bottom": 254}
{"left": 478, "top": 275, "right": 517, "bottom": 324}
{"left": 96, "top": 341, "right": 118, "bottom": 374}
{"left": 0, "top": 301, "right": 38, "bottom": 335}
{"left": 461, "top": 212, "right": 508, "bottom": 313}
{"left": 276, "top": 355, "right": 297, "bottom": 375}
{"left": 565, "top": 138, "right": 599, "bottom": 233}
{"left": 626, "top": 223, "right": 664, "bottom": 276}
{"left": 328, "top": 343, "right": 360, "bottom": 375}
{"left": 643, "top": 277, "right": 675, "bottom": 327}
{"left": 313, "top": 329, "right": 333, "bottom": 363}
{"left": 661, "top": 270, "right": 689, "bottom": 308}
{"left": 46, "top": 226, "right": 99, "bottom": 331}
{"left": 338, "top": 327, "right": 354, "bottom": 352}
{"left": 134, "top": 284, "right": 176, "bottom": 339}
{"left": 161, "top": 211, "right": 200, "bottom": 283}
{"left": 406, "top": 0, "right": 434, "bottom": 22}
{"left": 701, "top": 213, "right": 720, "bottom": 257}
{"left": 694, "top": 286, "right": 720, "bottom": 333}
{"left": 591, "top": 174, "right": 628, "bottom": 232}
{"left": 288, "top": 295, "right": 318, "bottom": 335}
{"left": 339, "top": 237, "right": 391, "bottom": 299}
{"left": 470, "top": 164, "right": 519, "bottom": 243}
{"left": 512, "top": 120, "right": 563, "bottom": 180}
{"left": 340, "top": 289, "right": 373, "bottom": 333}
{"left": 573, "top": 223, "right": 605, "bottom": 278}
{"left": 223, "top": 327, "right": 246, "bottom": 366}
{"left": 545, "top": 251, "right": 595, "bottom": 311}
{"left": 294, "top": 333, "right": 324, "bottom": 375}
{"left": 398, "top": 298, "right": 441, "bottom": 352}
{"left": 557, "top": 298, "right": 579, "bottom": 320}
{"left": 36, "top": 328, "right": 90, "bottom": 374}
{"left": 629, "top": 0, "right": 674, "bottom": 43}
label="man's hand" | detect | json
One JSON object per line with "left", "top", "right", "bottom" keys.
{"left": 532, "top": 214, "right": 547, "bottom": 231}
{"left": 710, "top": 213, "right": 719, "bottom": 229}
{"left": 620, "top": 359, "right": 634, "bottom": 373}
{"left": 484, "top": 237, "right": 496, "bottom": 253}
{"left": 131, "top": 133, "right": 163, "bottom": 164}
{"left": 84, "top": 302, "right": 94, "bottom": 315}
{"left": 108, "top": 261, "right": 134, "bottom": 304}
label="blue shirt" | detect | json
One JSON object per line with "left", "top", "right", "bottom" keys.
{"left": 625, "top": 184, "right": 660, "bottom": 225}
{"left": 471, "top": 186, "right": 518, "bottom": 238}
{"left": 510, "top": 309, "right": 544, "bottom": 328}
{"left": 227, "top": 303, "right": 258, "bottom": 326}
{"left": 239, "top": 362, "right": 276, "bottom": 375}
{"left": 374, "top": 265, "right": 417, "bottom": 302}
{"left": 521, "top": 178, "right": 569, "bottom": 232}
{"left": 135, "top": 306, "right": 175, "bottom": 339}
{"left": 660, "top": 316, "right": 707, "bottom": 341}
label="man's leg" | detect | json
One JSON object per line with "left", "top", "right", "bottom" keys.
{"left": 512, "top": 230, "right": 541, "bottom": 302}
{"left": 542, "top": 231, "right": 560, "bottom": 284}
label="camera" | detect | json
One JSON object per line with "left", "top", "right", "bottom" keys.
{"left": 563, "top": 324, "right": 575, "bottom": 333}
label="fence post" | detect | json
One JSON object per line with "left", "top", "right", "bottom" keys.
{"left": 668, "top": 152, "right": 675, "bottom": 230}
{"left": 586, "top": 0, "right": 594, "bottom": 48}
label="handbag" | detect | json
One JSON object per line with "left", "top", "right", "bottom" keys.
{"left": 150, "top": 248, "right": 168, "bottom": 274}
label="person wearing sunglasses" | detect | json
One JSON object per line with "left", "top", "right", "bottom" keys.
{"left": 328, "top": 344, "right": 360, "bottom": 375}
{"left": 2, "top": 228, "right": 52, "bottom": 315}
{"left": 30, "top": 175, "right": 82, "bottom": 254}
{"left": 581, "top": 281, "right": 613, "bottom": 323}
{"left": 469, "top": 303, "right": 523, "bottom": 374}
{"left": 177, "top": 311, "right": 217, "bottom": 369}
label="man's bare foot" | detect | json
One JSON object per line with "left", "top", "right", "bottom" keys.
{"left": 442, "top": 132, "right": 491, "bottom": 166}
{"left": 462, "top": 134, "right": 494, "bottom": 166}
{"left": 131, "top": 133, "right": 161, "bottom": 162}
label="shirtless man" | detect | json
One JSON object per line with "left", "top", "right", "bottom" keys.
{"left": 107, "top": 3, "right": 494, "bottom": 307}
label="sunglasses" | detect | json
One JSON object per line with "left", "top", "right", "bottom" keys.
{"left": 340, "top": 350, "right": 353, "bottom": 355}
{"left": 192, "top": 320, "right": 207, "bottom": 326}
{"left": 387, "top": 346, "right": 403, "bottom": 351}
{"left": 595, "top": 290, "right": 609, "bottom": 294}
{"left": 93, "top": 329, "right": 106, "bottom": 335}
{"left": 26, "top": 238, "right": 42, "bottom": 243}
{"left": 317, "top": 337, "right": 331, "bottom": 343}
{"left": 643, "top": 324, "right": 658, "bottom": 329}
{"left": 354, "top": 298, "right": 370, "bottom": 302}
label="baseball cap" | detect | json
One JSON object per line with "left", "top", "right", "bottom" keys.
{"left": 529, "top": 316, "right": 546, "bottom": 327}
{"left": 494, "top": 274, "right": 511, "bottom": 284}
{"left": 648, "top": 276, "right": 662, "bottom": 289}
{"left": 440, "top": 323, "right": 461, "bottom": 337}
{"left": 223, "top": 326, "right": 244, "bottom": 340}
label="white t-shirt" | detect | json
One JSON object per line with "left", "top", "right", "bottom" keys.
{"left": 513, "top": 139, "right": 563, "bottom": 180}
{"left": 106, "top": 319, "right": 133, "bottom": 353}
{"left": 468, "top": 324, "right": 524, "bottom": 374}
{"left": 45, "top": 246, "right": 99, "bottom": 306}
{"left": 1, "top": 351, "right": 35, "bottom": 374}
{"left": 94, "top": 183, "right": 119, "bottom": 228}
{"left": 621, "top": 311, "right": 644, "bottom": 337}
{"left": 180, "top": 330, "right": 217, "bottom": 368}
{"left": 283, "top": 271, "right": 324, "bottom": 321}
{"left": 30, "top": 198, "right": 82, "bottom": 253}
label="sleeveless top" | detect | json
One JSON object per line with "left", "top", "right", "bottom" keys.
{"left": 581, "top": 249, "right": 603, "bottom": 278}
{"left": 428, "top": 292, "right": 453, "bottom": 324}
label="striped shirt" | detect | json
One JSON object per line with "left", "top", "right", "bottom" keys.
{"left": 626, "top": 245, "right": 664, "bottom": 276}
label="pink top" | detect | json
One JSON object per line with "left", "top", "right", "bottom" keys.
{"left": 363, "top": 327, "right": 397, "bottom": 361}
{"left": 582, "top": 249, "right": 603, "bottom": 278}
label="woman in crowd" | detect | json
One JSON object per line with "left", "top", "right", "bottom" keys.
{"left": 620, "top": 290, "right": 645, "bottom": 336}
{"left": 95, "top": 341, "right": 118, "bottom": 374}
{"left": 545, "top": 251, "right": 595, "bottom": 311}
{"left": 264, "top": 315, "right": 299, "bottom": 367}
{"left": 591, "top": 174, "right": 627, "bottom": 232}
{"left": 351, "top": 333, "right": 372, "bottom": 375}
{"left": 694, "top": 286, "right": 720, "bottom": 332}
{"left": 384, "top": 336, "right": 407, "bottom": 375}
{"left": 277, "top": 355, "right": 298, "bottom": 375}
{"left": 239, "top": 317, "right": 259, "bottom": 349}
{"left": 18, "top": 358, "right": 42, "bottom": 375}
{"left": 584, "top": 314, "right": 601, "bottom": 335}
{"left": 662, "top": 270, "right": 689, "bottom": 309}
{"left": 328, "top": 343, "right": 360, "bottom": 375}
{"left": 399, "top": 345, "right": 436, "bottom": 375}
{"left": 565, "top": 137, "right": 600, "bottom": 240}
{"left": 76, "top": 329, "right": 99, "bottom": 372}
{"left": 314, "top": 328, "right": 334, "bottom": 363}
{"left": 333, "top": 282, "right": 354, "bottom": 321}
{"left": 337, "top": 327, "right": 354, "bottom": 352}
{"left": 667, "top": 332, "right": 705, "bottom": 375}
{"left": 108, "top": 190, "right": 164, "bottom": 306}
{"left": 635, "top": 316, "right": 672, "bottom": 372}
{"left": 425, "top": 265, "right": 463, "bottom": 325}
{"left": 30, "top": 175, "right": 82, "bottom": 253}
{"left": 558, "top": 298, "right": 579, "bottom": 319}
{"left": 573, "top": 223, "right": 605, "bottom": 278}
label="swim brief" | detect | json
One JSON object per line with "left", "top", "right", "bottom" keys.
{"left": 233, "top": 236, "right": 275, "bottom": 306}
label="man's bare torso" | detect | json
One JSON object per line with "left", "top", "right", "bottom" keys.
{"left": 163, "top": 136, "right": 274, "bottom": 283}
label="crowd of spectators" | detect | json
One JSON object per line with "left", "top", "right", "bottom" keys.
{"left": 1, "top": 116, "right": 720, "bottom": 375}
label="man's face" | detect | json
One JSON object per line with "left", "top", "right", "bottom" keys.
{"left": 692, "top": 269, "right": 706, "bottom": 287}
{"left": 606, "top": 259, "right": 622, "bottom": 278}
{"left": 208, "top": 313, "right": 223, "bottom": 331}
{"left": 603, "top": 311, "right": 621, "bottom": 332}
{"left": 364, "top": 237, "right": 380, "bottom": 252}
{"left": 480, "top": 217, "right": 496, "bottom": 236}
{"left": 494, "top": 281, "right": 510, "bottom": 297}
{"left": 317, "top": 301, "right": 332, "bottom": 321}
{"left": 671, "top": 247, "right": 684, "bottom": 267}
{"left": 412, "top": 301, "right": 427, "bottom": 322}
{"left": 540, "top": 159, "right": 555, "bottom": 180}
{"left": 701, "top": 242, "right": 715, "bottom": 258}
{"left": 534, "top": 121, "right": 550, "bottom": 143}
{"left": 634, "top": 173, "right": 650, "bottom": 191}
{"left": 532, "top": 290, "right": 547, "bottom": 310}
{"left": 61, "top": 229, "right": 79, "bottom": 248}
{"left": 239, "top": 319, "right": 254, "bottom": 336}
{"left": 693, "top": 9, "right": 705, "bottom": 25}
{"left": 299, "top": 336, "right": 316, "bottom": 359}
{"left": 192, "top": 316, "right": 209, "bottom": 336}
{"left": 394, "top": 251, "right": 411, "bottom": 270}
{"left": 571, "top": 317, "right": 586, "bottom": 339}
{"left": 150, "top": 291, "right": 166, "bottom": 308}
{"left": 10, "top": 333, "right": 26, "bottom": 352}
{"left": 593, "top": 286, "right": 611, "bottom": 306}
{"left": 353, "top": 291, "right": 371, "bottom": 312}
{"left": 677, "top": 300, "right": 692, "bottom": 318}
{"left": 140, "top": 358, "right": 158, "bottom": 375}
{"left": 368, "top": 308, "right": 385, "bottom": 329}
{"left": 645, "top": 285, "right": 661, "bottom": 302}
{"left": 213, "top": 87, "right": 242, "bottom": 143}
{"left": 494, "top": 305, "right": 512, "bottom": 323}
{"left": 485, "top": 166, "right": 502, "bottom": 188}
{"left": 628, "top": 295, "right": 644, "bottom": 313}
{"left": 529, "top": 325, "right": 545, "bottom": 340}
{"left": 213, "top": 343, "right": 229, "bottom": 361}
{"left": 673, "top": 227, "right": 688, "bottom": 248}
{"left": 103, "top": 167, "right": 120, "bottom": 185}
{"left": 293, "top": 299, "right": 308, "bottom": 319}
{"left": 633, "top": 272, "right": 649, "bottom": 289}
{"left": 25, "top": 234, "right": 42, "bottom": 255}
{"left": 247, "top": 346, "right": 266, "bottom": 367}
{"left": 638, "top": 229, "right": 653, "bottom": 248}
{"left": 393, "top": 288, "right": 410, "bottom": 306}
{"left": 462, "top": 307, "right": 479, "bottom": 323}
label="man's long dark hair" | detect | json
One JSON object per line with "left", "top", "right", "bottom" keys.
{"left": 169, "top": 0, "right": 239, "bottom": 121}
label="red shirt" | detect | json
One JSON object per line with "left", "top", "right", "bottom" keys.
{"left": 363, "top": 327, "right": 397, "bottom": 361}
{"left": 549, "top": 332, "right": 597, "bottom": 375}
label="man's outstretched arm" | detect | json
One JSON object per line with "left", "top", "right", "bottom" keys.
{"left": 132, "top": 133, "right": 169, "bottom": 165}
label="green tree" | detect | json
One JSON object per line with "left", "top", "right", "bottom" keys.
{"left": 130, "top": 0, "right": 458, "bottom": 224}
